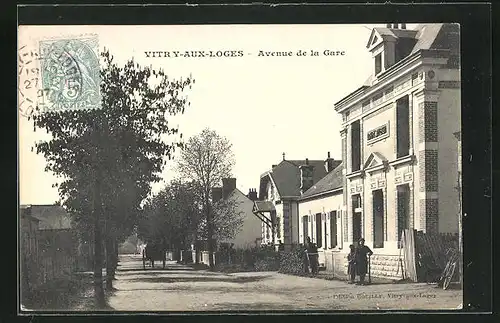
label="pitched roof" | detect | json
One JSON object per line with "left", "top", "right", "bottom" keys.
{"left": 335, "top": 23, "right": 459, "bottom": 107}
{"left": 300, "top": 163, "right": 344, "bottom": 200}
{"left": 260, "top": 159, "right": 330, "bottom": 198}
{"left": 22, "top": 205, "right": 73, "bottom": 230}
{"left": 228, "top": 188, "right": 254, "bottom": 203}
{"left": 367, "top": 27, "right": 418, "bottom": 48}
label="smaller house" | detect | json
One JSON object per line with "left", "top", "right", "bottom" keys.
{"left": 30, "top": 205, "right": 75, "bottom": 254}
{"left": 253, "top": 153, "right": 341, "bottom": 250}
{"left": 20, "top": 205, "right": 42, "bottom": 293}
{"left": 24, "top": 205, "right": 82, "bottom": 276}
{"left": 194, "top": 178, "right": 262, "bottom": 265}
{"left": 298, "top": 163, "right": 344, "bottom": 271}
{"left": 20, "top": 205, "right": 41, "bottom": 257}
{"left": 213, "top": 178, "right": 262, "bottom": 250}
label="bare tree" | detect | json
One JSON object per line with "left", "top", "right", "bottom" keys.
{"left": 175, "top": 128, "right": 235, "bottom": 270}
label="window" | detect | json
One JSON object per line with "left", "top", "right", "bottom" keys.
{"left": 397, "top": 184, "right": 411, "bottom": 248}
{"left": 302, "top": 215, "right": 309, "bottom": 244}
{"left": 352, "top": 194, "right": 362, "bottom": 245}
{"left": 315, "top": 213, "right": 322, "bottom": 248}
{"left": 351, "top": 120, "right": 361, "bottom": 171}
{"left": 396, "top": 95, "right": 410, "bottom": 158}
{"left": 324, "top": 217, "right": 328, "bottom": 249}
{"left": 276, "top": 217, "right": 281, "bottom": 239}
{"left": 352, "top": 193, "right": 362, "bottom": 209}
{"left": 375, "top": 53, "right": 382, "bottom": 74}
{"left": 330, "top": 211, "right": 338, "bottom": 248}
{"left": 372, "top": 189, "right": 385, "bottom": 248}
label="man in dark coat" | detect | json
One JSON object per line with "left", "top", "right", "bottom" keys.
{"left": 355, "top": 238, "right": 373, "bottom": 285}
{"left": 305, "top": 237, "right": 319, "bottom": 275}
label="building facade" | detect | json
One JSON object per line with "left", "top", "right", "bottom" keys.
{"left": 333, "top": 23, "right": 461, "bottom": 278}
{"left": 297, "top": 163, "right": 344, "bottom": 269}
{"left": 222, "top": 185, "right": 262, "bottom": 249}
{"left": 253, "top": 154, "right": 339, "bottom": 250}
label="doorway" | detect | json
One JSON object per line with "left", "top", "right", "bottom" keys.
{"left": 397, "top": 184, "right": 411, "bottom": 248}
{"left": 353, "top": 212, "right": 362, "bottom": 245}
{"left": 352, "top": 194, "right": 362, "bottom": 245}
{"left": 372, "top": 189, "right": 384, "bottom": 248}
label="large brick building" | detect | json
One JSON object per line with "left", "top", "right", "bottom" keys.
{"left": 332, "top": 23, "right": 461, "bottom": 278}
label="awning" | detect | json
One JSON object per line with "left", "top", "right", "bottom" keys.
{"left": 253, "top": 201, "right": 276, "bottom": 213}
{"left": 252, "top": 201, "right": 276, "bottom": 228}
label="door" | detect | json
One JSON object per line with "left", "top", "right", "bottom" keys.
{"left": 353, "top": 212, "right": 362, "bottom": 245}
{"left": 352, "top": 194, "right": 362, "bottom": 245}
{"left": 315, "top": 213, "right": 322, "bottom": 248}
{"left": 372, "top": 189, "right": 385, "bottom": 248}
{"left": 397, "top": 184, "right": 411, "bottom": 248}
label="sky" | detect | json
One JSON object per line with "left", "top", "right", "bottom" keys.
{"left": 18, "top": 23, "right": 418, "bottom": 205}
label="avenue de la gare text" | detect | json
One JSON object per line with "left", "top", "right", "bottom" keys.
{"left": 143, "top": 49, "right": 346, "bottom": 58}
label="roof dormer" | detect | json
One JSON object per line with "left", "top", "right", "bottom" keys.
{"left": 366, "top": 24, "right": 418, "bottom": 78}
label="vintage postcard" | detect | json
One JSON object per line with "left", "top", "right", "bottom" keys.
{"left": 18, "top": 23, "right": 463, "bottom": 313}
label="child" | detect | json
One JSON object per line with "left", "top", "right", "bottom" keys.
{"left": 347, "top": 244, "right": 357, "bottom": 284}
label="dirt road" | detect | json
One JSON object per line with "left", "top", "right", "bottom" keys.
{"left": 106, "top": 254, "right": 462, "bottom": 311}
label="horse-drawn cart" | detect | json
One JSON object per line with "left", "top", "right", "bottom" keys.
{"left": 142, "top": 243, "right": 166, "bottom": 270}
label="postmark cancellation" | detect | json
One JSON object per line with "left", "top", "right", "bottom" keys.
{"left": 18, "top": 34, "right": 101, "bottom": 118}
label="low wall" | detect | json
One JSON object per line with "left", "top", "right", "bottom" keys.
{"left": 321, "top": 251, "right": 402, "bottom": 280}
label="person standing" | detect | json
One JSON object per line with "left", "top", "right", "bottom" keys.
{"left": 305, "top": 237, "right": 319, "bottom": 275}
{"left": 347, "top": 244, "right": 357, "bottom": 284}
{"left": 303, "top": 237, "right": 312, "bottom": 274}
{"left": 355, "top": 238, "right": 373, "bottom": 285}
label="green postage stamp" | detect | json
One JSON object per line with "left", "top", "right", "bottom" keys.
{"left": 38, "top": 35, "right": 101, "bottom": 112}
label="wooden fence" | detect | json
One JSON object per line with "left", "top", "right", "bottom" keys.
{"left": 21, "top": 229, "right": 82, "bottom": 304}
{"left": 415, "top": 231, "right": 459, "bottom": 270}
{"left": 400, "top": 229, "right": 459, "bottom": 282}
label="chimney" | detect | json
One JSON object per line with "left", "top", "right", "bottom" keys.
{"left": 392, "top": 23, "right": 399, "bottom": 29}
{"left": 282, "top": 152, "right": 286, "bottom": 161}
{"left": 401, "top": 23, "right": 406, "bottom": 29}
{"left": 386, "top": 23, "right": 392, "bottom": 28}
{"left": 299, "top": 159, "right": 314, "bottom": 194}
{"left": 324, "top": 151, "right": 336, "bottom": 173}
{"left": 247, "top": 188, "right": 258, "bottom": 201}
{"left": 222, "top": 178, "right": 236, "bottom": 199}
{"left": 212, "top": 187, "right": 223, "bottom": 202}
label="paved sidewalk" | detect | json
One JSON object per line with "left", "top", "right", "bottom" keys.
{"left": 106, "top": 254, "right": 462, "bottom": 311}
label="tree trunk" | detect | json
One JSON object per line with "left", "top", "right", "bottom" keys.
{"left": 105, "top": 234, "right": 114, "bottom": 290}
{"left": 113, "top": 238, "right": 119, "bottom": 277}
{"left": 206, "top": 198, "right": 215, "bottom": 270}
{"left": 93, "top": 181, "right": 106, "bottom": 308}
